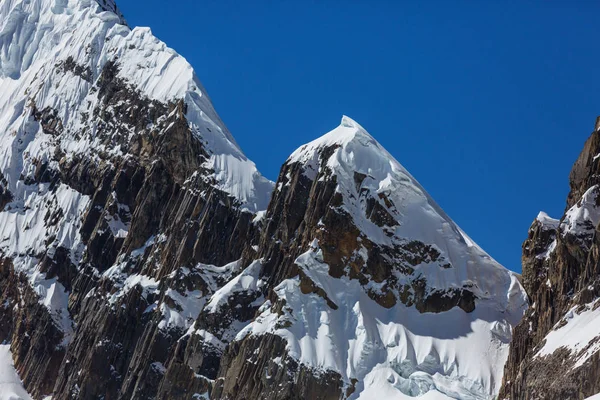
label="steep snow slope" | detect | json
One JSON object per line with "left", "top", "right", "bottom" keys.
{"left": 0, "top": 345, "right": 33, "bottom": 400}
{"left": 287, "top": 116, "right": 520, "bottom": 301}
{"left": 0, "top": 0, "right": 272, "bottom": 212}
{"left": 216, "top": 116, "right": 528, "bottom": 400}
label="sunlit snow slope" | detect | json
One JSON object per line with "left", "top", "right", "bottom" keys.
{"left": 0, "top": 0, "right": 272, "bottom": 212}
{"left": 0, "top": 345, "right": 33, "bottom": 400}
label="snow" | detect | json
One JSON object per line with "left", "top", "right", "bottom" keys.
{"left": 31, "top": 272, "right": 73, "bottom": 345}
{"left": 288, "top": 116, "right": 524, "bottom": 303}
{"left": 252, "top": 210, "right": 266, "bottom": 224}
{"left": 586, "top": 393, "right": 600, "bottom": 400}
{"left": 0, "top": 345, "right": 33, "bottom": 400}
{"left": 205, "top": 260, "right": 264, "bottom": 314}
{"left": 0, "top": 0, "right": 273, "bottom": 213}
{"left": 561, "top": 185, "right": 600, "bottom": 239}
{"left": 237, "top": 116, "right": 528, "bottom": 399}
{"left": 239, "top": 247, "right": 525, "bottom": 399}
{"left": 0, "top": 181, "right": 89, "bottom": 342}
{"left": 536, "top": 211, "right": 559, "bottom": 230}
{"left": 191, "top": 260, "right": 240, "bottom": 293}
{"left": 108, "top": 273, "right": 159, "bottom": 305}
{"left": 536, "top": 300, "right": 600, "bottom": 368}
{"left": 158, "top": 288, "right": 205, "bottom": 331}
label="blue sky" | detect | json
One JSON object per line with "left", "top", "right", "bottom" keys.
{"left": 118, "top": 1, "right": 600, "bottom": 272}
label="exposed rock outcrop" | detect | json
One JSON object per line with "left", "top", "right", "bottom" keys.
{"left": 500, "top": 119, "right": 600, "bottom": 400}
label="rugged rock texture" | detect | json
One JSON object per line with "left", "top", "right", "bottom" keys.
{"left": 214, "top": 334, "right": 344, "bottom": 400}
{"left": 499, "top": 120, "right": 600, "bottom": 400}
{"left": 0, "top": 0, "right": 270, "bottom": 398}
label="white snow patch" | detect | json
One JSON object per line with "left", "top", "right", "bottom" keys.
{"left": 108, "top": 274, "right": 159, "bottom": 304}
{"left": 0, "top": 345, "right": 33, "bottom": 400}
{"left": 536, "top": 300, "right": 600, "bottom": 369}
{"left": 536, "top": 211, "right": 559, "bottom": 230}
{"left": 205, "top": 260, "right": 264, "bottom": 314}
{"left": 561, "top": 185, "right": 600, "bottom": 238}
{"left": 252, "top": 210, "right": 266, "bottom": 224}
{"left": 158, "top": 288, "right": 205, "bottom": 331}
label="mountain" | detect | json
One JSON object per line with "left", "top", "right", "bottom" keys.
{"left": 500, "top": 119, "right": 600, "bottom": 399}
{"left": 0, "top": 0, "right": 526, "bottom": 399}
{"left": 211, "top": 116, "right": 527, "bottom": 400}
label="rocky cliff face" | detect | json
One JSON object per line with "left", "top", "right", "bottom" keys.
{"left": 0, "top": 1, "right": 527, "bottom": 399}
{"left": 0, "top": 0, "right": 270, "bottom": 398}
{"left": 499, "top": 120, "right": 600, "bottom": 400}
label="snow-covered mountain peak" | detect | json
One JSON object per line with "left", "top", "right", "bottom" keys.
{"left": 340, "top": 114, "right": 360, "bottom": 128}
{"left": 0, "top": 0, "right": 273, "bottom": 211}
{"left": 228, "top": 116, "right": 528, "bottom": 399}
{"left": 283, "top": 117, "right": 527, "bottom": 317}
{"left": 289, "top": 115, "right": 376, "bottom": 162}
{"left": 96, "top": 0, "right": 124, "bottom": 19}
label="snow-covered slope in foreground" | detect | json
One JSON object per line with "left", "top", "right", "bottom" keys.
{"left": 227, "top": 116, "right": 528, "bottom": 400}
{"left": 0, "top": 345, "right": 33, "bottom": 400}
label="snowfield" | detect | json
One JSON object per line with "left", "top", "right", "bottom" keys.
{"left": 0, "top": 345, "right": 32, "bottom": 400}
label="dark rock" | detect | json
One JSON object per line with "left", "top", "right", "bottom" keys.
{"left": 500, "top": 119, "right": 600, "bottom": 399}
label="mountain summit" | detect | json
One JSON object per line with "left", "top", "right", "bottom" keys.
{"left": 0, "top": 0, "right": 272, "bottom": 212}
{"left": 210, "top": 116, "right": 527, "bottom": 399}
{"left": 0, "top": 1, "right": 527, "bottom": 399}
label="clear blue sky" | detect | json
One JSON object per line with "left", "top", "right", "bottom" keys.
{"left": 118, "top": 1, "right": 600, "bottom": 272}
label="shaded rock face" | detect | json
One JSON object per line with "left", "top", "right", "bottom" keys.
{"left": 214, "top": 334, "right": 343, "bottom": 400}
{"left": 500, "top": 121, "right": 600, "bottom": 400}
